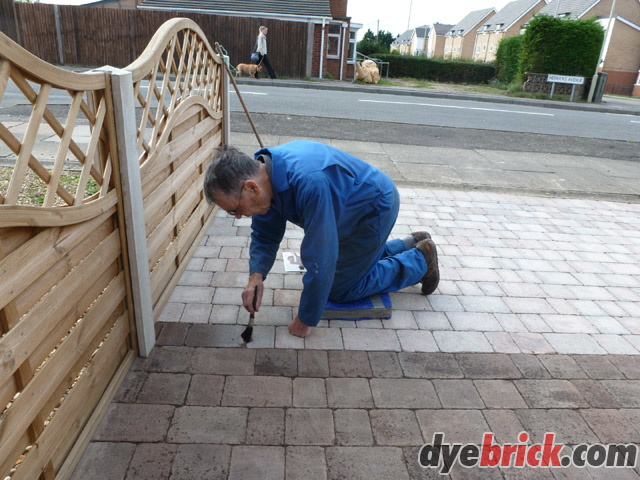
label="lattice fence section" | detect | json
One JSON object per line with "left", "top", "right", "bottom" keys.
{"left": 127, "top": 21, "right": 225, "bottom": 167}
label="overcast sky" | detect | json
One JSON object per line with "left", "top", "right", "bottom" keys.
{"left": 347, "top": 0, "right": 512, "bottom": 38}
{"left": 40, "top": 0, "right": 514, "bottom": 39}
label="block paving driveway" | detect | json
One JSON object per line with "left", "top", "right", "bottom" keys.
{"left": 73, "top": 160, "right": 640, "bottom": 478}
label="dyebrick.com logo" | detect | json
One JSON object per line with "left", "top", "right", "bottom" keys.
{"left": 419, "top": 432, "right": 638, "bottom": 475}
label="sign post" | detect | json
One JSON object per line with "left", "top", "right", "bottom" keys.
{"left": 547, "top": 74, "right": 584, "bottom": 102}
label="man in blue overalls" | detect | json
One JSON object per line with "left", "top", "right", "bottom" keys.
{"left": 204, "top": 140, "right": 439, "bottom": 338}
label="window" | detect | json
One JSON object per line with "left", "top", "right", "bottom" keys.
{"left": 347, "top": 30, "right": 356, "bottom": 63}
{"left": 327, "top": 24, "right": 341, "bottom": 58}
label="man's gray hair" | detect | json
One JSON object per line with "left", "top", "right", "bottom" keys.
{"left": 203, "top": 146, "right": 260, "bottom": 205}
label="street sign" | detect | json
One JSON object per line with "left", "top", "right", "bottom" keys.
{"left": 547, "top": 74, "right": 585, "bottom": 85}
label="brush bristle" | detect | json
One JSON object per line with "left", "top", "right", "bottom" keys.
{"left": 241, "top": 326, "right": 253, "bottom": 343}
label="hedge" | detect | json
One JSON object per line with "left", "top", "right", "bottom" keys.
{"left": 520, "top": 15, "right": 604, "bottom": 77}
{"left": 495, "top": 35, "right": 524, "bottom": 83}
{"left": 372, "top": 54, "right": 497, "bottom": 84}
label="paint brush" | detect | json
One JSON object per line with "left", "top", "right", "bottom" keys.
{"left": 241, "top": 287, "right": 258, "bottom": 343}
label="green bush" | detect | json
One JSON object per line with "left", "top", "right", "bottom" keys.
{"left": 495, "top": 35, "right": 524, "bottom": 83}
{"left": 520, "top": 15, "right": 604, "bottom": 77}
{"left": 372, "top": 54, "right": 496, "bottom": 84}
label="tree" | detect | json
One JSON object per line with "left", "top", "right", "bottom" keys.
{"left": 356, "top": 29, "right": 397, "bottom": 56}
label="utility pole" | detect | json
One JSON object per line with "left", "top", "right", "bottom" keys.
{"left": 587, "top": 0, "right": 617, "bottom": 102}
{"left": 407, "top": 0, "right": 413, "bottom": 30}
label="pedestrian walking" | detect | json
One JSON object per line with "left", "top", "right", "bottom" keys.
{"left": 255, "top": 26, "right": 277, "bottom": 79}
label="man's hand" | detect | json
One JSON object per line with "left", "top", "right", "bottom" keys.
{"left": 288, "top": 315, "right": 312, "bottom": 338}
{"left": 242, "top": 273, "right": 264, "bottom": 313}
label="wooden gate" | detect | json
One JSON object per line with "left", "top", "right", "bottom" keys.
{"left": 0, "top": 18, "right": 224, "bottom": 479}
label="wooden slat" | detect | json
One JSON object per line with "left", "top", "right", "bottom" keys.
{"left": 0, "top": 229, "right": 122, "bottom": 390}
{"left": 0, "top": 274, "right": 126, "bottom": 473}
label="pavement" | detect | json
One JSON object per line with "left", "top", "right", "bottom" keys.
{"left": 56, "top": 81, "right": 640, "bottom": 479}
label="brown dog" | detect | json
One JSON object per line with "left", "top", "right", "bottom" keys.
{"left": 236, "top": 63, "right": 264, "bottom": 78}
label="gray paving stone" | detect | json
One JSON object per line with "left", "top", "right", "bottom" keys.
{"left": 185, "top": 324, "right": 247, "bottom": 347}
{"left": 402, "top": 446, "right": 445, "bottom": 480}
{"left": 433, "top": 379, "right": 485, "bottom": 409}
{"left": 168, "top": 406, "right": 247, "bottom": 444}
{"left": 482, "top": 409, "right": 528, "bottom": 445}
{"left": 516, "top": 409, "right": 599, "bottom": 444}
{"left": 304, "top": 327, "right": 344, "bottom": 350}
{"left": 94, "top": 403, "right": 174, "bottom": 442}
{"left": 222, "top": 376, "right": 292, "bottom": 407}
{"left": 601, "top": 380, "right": 640, "bottom": 407}
{"left": 70, "top": 442, "right": 135, "bottom": 480}
{"left": 416, "top": 409, "right": 490, "bottom": 444}
{"left": 570, "top": 379, "right": 620, "bottom": 408}
{"left": 169, "top": 444, "right": 231, "bottom": 480}
{"left": 293, "top": 377, "right": 327, "bottom": 407}
{"left": 342, "top": 328, "right": 401, "bottom": 351}
{"left": 609, "top": 355, "right": 640, "bottom": 379}
{"left": 186, "top": 374, "right": 225, "bottom": 406}
{"left": 369, "top": 409, "right": 424, "bottom": 446}
{"left": 114, "top": 370, "right": 146, "bottom": 403}
{"left": 137, "top": 372, "right": 191, "bottom": 405}
{"left": 189, "top": 348, "right": 256, "bottom": 375}
{"left": 334, "top": 409, "right": 374, "bottom": 446}
{"left": 247, "top": 408, "right": 285, "bottom": 445}
{"left": 510, "top": 354, "right": 552, "bottom": 379}
{"left": 148, "top": 346, "right": 194, "bottom": 373}
{"left": 514, "top": 380, "right": 588, "bottom": 408}
{"left": 538, "top": 355, "right": 588, "bottom": 379}
{"left": 286, "top": 408, "right": 335, "bottom": 445}
{"left": 298, "top": 350, "right": 330, "bottom": 377}
{"left": 370, "top": 378, "right": 440, "bottom": 409}
{"left": 368, "top": 351, "right": 403, "bottom": 378}
{"left": 326, "top": 378, "right": 374, "bottom": 408}
{"left": 125, "top": 443, "right": 178, "bottom": 480}
{"left": 328, "top": 350, "right": 373, "bottom": 377}
{"left": 326, "top": 447, "right": 410, "bottom": 480}
{"left": 474, "top": 380, "right": 528, "bottom": 408}
{"left": 228, "top": 446, "right": 285, "bottom": 480}
{"left": 156, "top": 322, "right": 190, "bottom": 345}
{"left": 457, "top": 353, "right": 522, "bottom": 379}
{"left": 286, "top": 446, "right": 328, "bottom": 480}
{"left": 255, "top": 349, "right": 298, "bottom": 377}
{"left": 398, "top": 352, "right": 463, "bottom": 378}
{"left": 580, "top": 409, "right": 640, "bottom": 443}
{"left": 574, "top": 354, "right": 625, "bottom": 379}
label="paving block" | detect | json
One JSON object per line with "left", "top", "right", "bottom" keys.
{"left": 137, "top": 373, "right": 191, "bottom": 405}
{"left": 433, "top": 379, "right": 485, "bottom": 409}
{"left": 94, "top": 403, "right": 174, "bottom": 442}
{"left": 580, "top": 409, "right": 640, "bottom": 443}
{"left": 369, "top": 409, "right": 424, "bottom": 446}
{"left": 148, "top": 346, "right": 194, "bottom": 373}
{"left": 474, "top": 380, "right": 528, "bottom": 409}
{"left": 285, "top": 446, "right": 328, "bottom": 480}
{"left": 396, "top": 330, "right": 439, "bottom": 352}
{"left": 228, "top": 446, "right": 285, "bottom": 480}
{"left": 572, "top": 354, "right": 625, "bottom": 379}
{"left": 167, "top": 406, "right": 247, "bottom": 444}
{"left": 370, "top": 378, "right": 440, "bottom": 409}
{"left": 255, "top": 349, "right": 298, "bottom": 377}
{"left": 156, "top": 321, "right": 189, "bottom": 345}
{"left": 189, "top": 347, "right": 256, "bottom": 375}
{"left": 298, "top": 350, "right": 330, "bottom": 377}
{"left": 415, "top": 409, "right": 490, "bottom": 445}
{"left": 342, "top": 328, "right": 401, "bottom": 351}
{"left": 482, "top": 409, "right": 528, "bottom": 445}
{"left": 170, "top": 444, "right": 231, "bottom": 480}
{"left": 433, "top": 331, "right": 493, "bottom": 353}
{"left": 368, "top": 351, "right": 403, "bottom": 378}
{"left": 69, "top": 442, "right": 135, "bottom": 480}
{"left": 457, "top": 353, "right": 522, "bottom": 379}
{"left": 609, "top": 355, "right": 640, "bottom": 379}
{"left": 328, "top": 350, "right": 373, "bottom": 377}
{"left": 538, "top": 354, "right": 588, "bottom": 379}
{"left": 285, "top": 408, "right": 335, "bottom": 445}
{"left": 222, "top": 376, "right": 292, "bottom": 407}
{"left": 326, "top": 447, "right": 410, "bottom": 480}
{"left": 510, "top": 354, "right": 551, "bottom": 379}
{"left": 304, "top": 327, "right": 344, "bottom": 350}
{"left": 246, "top": 408, "right": 285, "bottom": 445}
{"left": 398, "top": 352, "right": 463, "bottom": 378}
{"left": 601, "top": 380, "right": 640, "bottom": 407}
{"left": 293, "top": 377, "right": 327, "bottom": 408}
{"left": 514, "top": 379, "right": 588, "bottom": 408}
{"left": 516, "top": 409, "right": 599, "bottom": 445}
{"left": 126, "top": 443, "right": 178, "bottom": 480}
{"left": 334, "top": 409, "right": 374, "bottom": 446}
{"left": 326, "top": 378, "right": 374, "bottom": 408}
{"left": 570, "top": 379, "right": 620, "bottom": 408}
{"left": 186, "top": 374, "right": 225, "bottom": 406}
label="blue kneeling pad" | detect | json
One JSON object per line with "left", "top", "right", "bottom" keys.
{"left": 321, "top": 293, "right": 392, "bottom": 320}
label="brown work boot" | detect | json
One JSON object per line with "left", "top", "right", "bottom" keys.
{"left": 403, "top": 231, "right": 431, "bottom": 249}
{"left": 416, "top": 239, "right": 439, "bottom": 295}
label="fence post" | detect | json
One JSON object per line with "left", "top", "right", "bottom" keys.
{"left": 222, "top": 55, "right": 231, "bottom": 145}
{"left": 99, "top": 66, "right": 156, "bottom": 357}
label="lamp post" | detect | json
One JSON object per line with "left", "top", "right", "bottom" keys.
{"left": 587, "top": 0, "right": 617, "bottom": 102}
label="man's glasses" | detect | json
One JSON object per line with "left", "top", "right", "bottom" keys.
{"left": 227, "top": 187, "right": 244, "bottom": 216}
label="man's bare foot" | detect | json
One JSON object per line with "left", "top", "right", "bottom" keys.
{"left": 288, "top": 316, "right": 312, "bottom": 338}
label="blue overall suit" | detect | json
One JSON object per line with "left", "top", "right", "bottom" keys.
{"left": 249, "top": 140, "right": 427, "bottom": 327}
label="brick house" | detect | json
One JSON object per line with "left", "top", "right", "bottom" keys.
{"left": 444, "top": 8, "right": 496, "bottom": 60}
{"left": 426, "top": 23, "right": 454, "bottom": 58}
{"left": 473, "top": 0, "right": 548, "bottom": 62}
{"left": 537, "top": 0, "right": 640, "bottom": 96}
{"left": 88, "top": 0, "right": 361, "bottom": 80}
